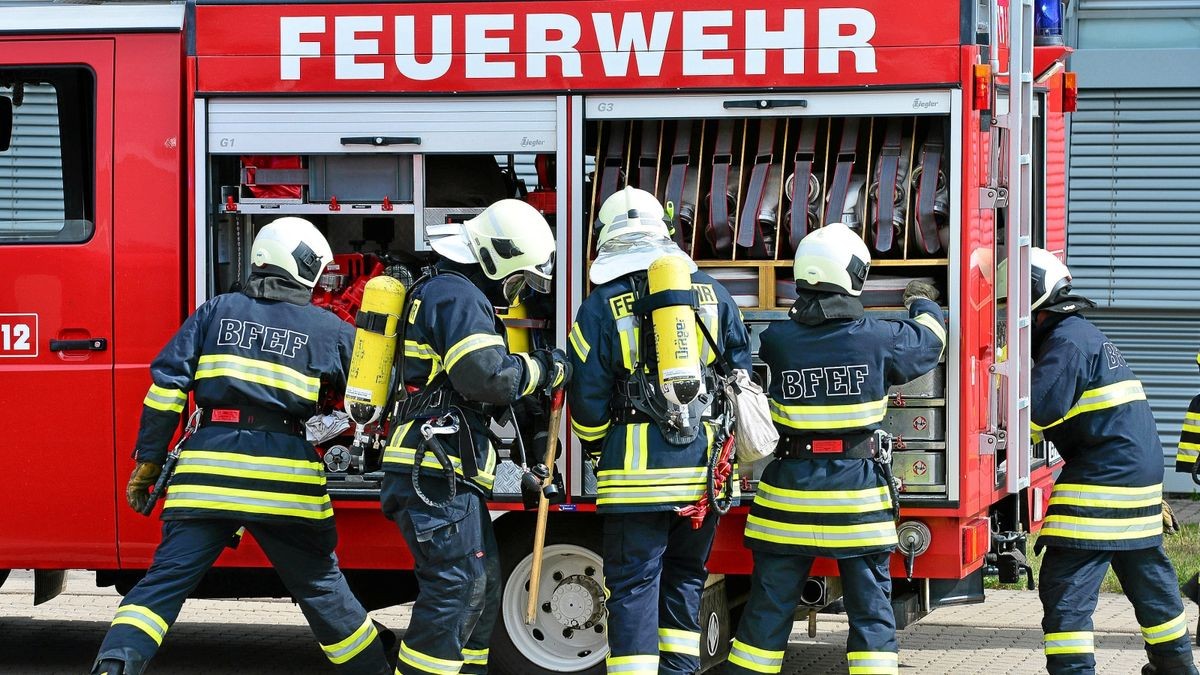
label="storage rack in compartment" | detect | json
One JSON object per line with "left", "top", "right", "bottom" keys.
{"left": 583, "top": 113, "right": 953, "bottom": 499}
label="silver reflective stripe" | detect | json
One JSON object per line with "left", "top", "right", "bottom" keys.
{"left": 629, "top": 424, "right": 646, "bottom": 471}
{"left": 196, "top": 356, "right": 320, "bottom": 399}
{"left": 597, "top": 469, "right": 708, "bottom": 483}
{"left": 398, "top": 641, "right": 463, "bottom": 674}
{"left": 597, "top": 486, "right": 706, "bottom": 501}
{"left": 165, "top": 488, "right": 331, "bottom": 515}
{"left": 698, "top": 305, "right": 718, "bottom": 364}
{"left": 1142, "top": 613, "right": 1188, "bottom": 644}
{"left": 1041, "top": 516, "right": 1161, "bottom": 536}
{"left": 728, "top": 640, "right": 784, "bottom": 672}
{"left": 756, "top": 485, "right": 890, "bottom": 511}
{"left": 322, "top": 618, "right": 378, "bottom": 664}
{"left": 177, "top": 456, "right": 325, "bottom": 480}
{"left": 769, "top": 399, "right": 888, "bottom": 425}
{"left": 1049, "top": 484, "right": 1161, "bottom": 504}
{"left": 616, "top": 315, "right": 639, "bottom": 370}
{"left": 112, "top": 604, "right": 169, "bottom": 645}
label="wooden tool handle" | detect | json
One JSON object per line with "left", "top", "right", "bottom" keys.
{"left": 526, "top": 388, "right": 566, "bottom": 625}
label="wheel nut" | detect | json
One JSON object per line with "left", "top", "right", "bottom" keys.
{"left": 584, "top": 566, "right": 596, "bottom": 576}
{"left": 552, "top": 571, "right": 564, "bottom": 582}
{"left": 562, "top": 628, "right": 574, "bottom": 639}
{"left": 542, "top": 602, "right": 552, "bottom": 613}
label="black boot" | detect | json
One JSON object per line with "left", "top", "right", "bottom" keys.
{"left": 1184, "top": 572, "right": 1200, "bottom": 647}
{"left": 373, "top": 620, "right": 398, "bottom": 672}
{"left": 90, "top": 659, "right": 125, "bottom": 675}
{"left": 1143, "top": 650, "right": 1200, "bottom": 675}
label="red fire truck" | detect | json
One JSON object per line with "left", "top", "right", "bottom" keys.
{"left": 0, "top": 0, "right": 1074, "bottom": 672}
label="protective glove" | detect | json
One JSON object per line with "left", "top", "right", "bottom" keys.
{"left": 531, "top": 348, "right": 572, "bottom": 393}
{"left": 903, "top": 279, "right": 941, "bottom": 307}
{"left": 1163, "top": 499, "right": 1181, "bottom": 536}
{"left": 126, "top": 461, "right": 163, "bottom": 513}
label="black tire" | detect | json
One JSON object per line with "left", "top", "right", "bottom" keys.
{"left": 0, "top": 569, "right": 9, "bottom": 591}
{"left": 490, "top": 513, "right": 607, "bottom": 675}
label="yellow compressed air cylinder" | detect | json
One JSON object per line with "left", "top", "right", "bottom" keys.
{"left": 500, "top": 297, "right": 532, "bottom": 355}
{"left": 345, "top": 275, "right": 406, "bottom": 427}
{"left": 648, "top": 255, "right": 702, "bottom": 407}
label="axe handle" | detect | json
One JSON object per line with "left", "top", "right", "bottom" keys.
{"left": 526, "top": 388, "right": 566, "bottom": 625}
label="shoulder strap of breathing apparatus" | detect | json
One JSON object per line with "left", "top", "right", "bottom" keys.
{"left": 617, "top": 273, "right": 719, "bottom": 446}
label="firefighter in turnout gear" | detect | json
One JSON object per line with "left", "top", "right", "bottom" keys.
{"left": 1175, "top": 347, "right": 1200, "bottom": 479}
{"left": 568, "top": 186, "right": 753, "bottom": 675}
{"left": 1028, "top": 248, "right": 1197, "bottom": 675}
{"left": 379, "top": 198, "right": 567, "bottom": 675}
{"left": 92, "top": 218, "right": 391, "bottom": 675}
{"left": 725, "top": 223, "right": 945, "bottom": 675}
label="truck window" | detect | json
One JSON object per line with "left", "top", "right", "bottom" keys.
{"left": 0, "top": 67, "right": 94, "bottom": 244}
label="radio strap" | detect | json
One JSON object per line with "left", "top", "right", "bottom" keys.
{"left": 787, "top": 119, "right": 819, "bottom": 253}
{"left": 707, "top": 120, "right": 735, "bottom": 256}
{"left": 915, "top": 127, "right": 944, "bottom": 254}
{"left": 824, "top": 118, "right": 860, "bottom": 226}
{"left": 663, "top": 121, "right": 694, "bottom": 248}
{"left": 737, "top": 118, "right": 777, "bottom": 259}
{"left": 874, "top": 119, "right": 904, "bottom": 253}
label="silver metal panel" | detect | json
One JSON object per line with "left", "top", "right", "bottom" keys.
{"left": 894, "top": 451, "right": 946, "bottom": 493}
{"left": 889, "top": 366, "right": 947, "bottom": 400}
{"left": 1067, "top": 88, "right": 1200, "bottom": 308}
{"left": 585, "top": 91, "right": 953, "bottom": 120}
{"left": 1086, "top": 311, "right": 1200, "bottom": 494}
{"left": 207, "top": 97, "right": 558, "bottom": 155}
{"left": 881, "top": 407, "right": 945, "bottom": 442}
{"left": 0, "top": 4, "right": 184, "bottom": 33}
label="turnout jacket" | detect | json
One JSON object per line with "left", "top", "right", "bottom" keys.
{"left": 382, "top": 270, "right": 542, "bottom": 494}
{"left": 1033, "top": 313, "right": 1163, "bottom": 551}
{"left": 746, "top": 298, "right": 945, "bottom": 557}
{"left": 567, "top": 270, "right": 753, "bottom": 514}
{"left": 1173, "top": 349, "right": 1200, "bottom": 474}
{"left": 135, "top": 285, "right": 354, "bottom": 526}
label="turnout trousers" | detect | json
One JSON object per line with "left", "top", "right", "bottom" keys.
{"left": 93, "top": 519, "right": 389, "bottom": 675}
{"left": 381, "top": 474, "right": 500, "bottom": 675}
{"left": 726, "top": 550, "right": 897, "bottom": 675}
{"left": 602, "top": 510, "right": 718, "bottom": 675}
{"left": 1040, "top": 545, "right": 1197, "bottom": 675}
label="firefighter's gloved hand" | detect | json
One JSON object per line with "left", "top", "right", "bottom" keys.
{"left": 903, "top": 280, "right": 941, "bottom": 307}
{"left": 126, "top": 462, "right": 163, "bottom": 513}
{"left": 531, "top": 348, "right": 572, "bottom": 393}
{"left": 1163, "top": 499, "right": 1182, "bottom": 535}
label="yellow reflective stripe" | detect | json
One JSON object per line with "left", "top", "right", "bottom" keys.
{"left": 1048, "top": 482, "right": 1162, "bottom": 509}
{"left": 658, "top": 628, "right": 701, "bottom": 657}
{"left": 111, "top": 604, "right": 169, "bottom": 646}
{"left": 1033, "top": 380, "right": 1146, "bottom": 432}
{"left": 769, "top": 398, "right": 888, "bottom": 430}
{"left": 1142, "top": 612, "right": 1188, "bottom": 645}
{"left": 744, "top": 514, "right": 898, "bottom": 548}
{"left": 445, "top": 333, "right": 505, "bottom": 372}
{"left": 175, "top": 450, "right": 326, "bottom": 485}
{"left": 1040, "top": 513, "right": 1162, "bottom": 541}
{"left": 195, "top": 354, "right": 320, "bottom": 401}
{"left": 913, "top": 312, "right": 947, "bottom": 350}
{"left": 754, "top": 483, "right": 892, "bottom": 514}
{"left": 1044, "top": 631, "right": 1094, "bottom": 655}
{"left": 398, "top": 640, "right": 463, "bottom": 674}
{"left": 144, "top": 384, "right": 187, "bottom": 413}
{"left": 572, "top": 418, "right": 611, "bottom": 441}
{"left": 728, "top": 639, "right": 784, "bottom": 674}
{"left": 518, "top": 352, "right": 540, "bottom": 397}
{"left": 462, "top": 647, "right": 488, "bottom": 666}
{"left": 623, "top": 423, "right": 649, "bottom": 471}
{"left": 847, "top": 650, "right": 899, "bottom": 675}
{"left": 321, "top": 616, "right": 378, "bottom": 664}
{"left": 1177, "top": 442, "right": 1200, "bottom": 465}
{"left": 615, "top": 315, "right": 639, "bottom": 371}
{"left": 1196, "top": 350, "right": 1199, "bottom": 366}
{"left": 163, "top": 484, "right": 332, "bottom": 520}
{"left": 605, "top": 653, "right": 659, "bottom": 674}
{"left": 381, "top": 445, "right": 495, "bottom": 491}
{"left": 569, "top": 323, "right": 592, "bottom": 363}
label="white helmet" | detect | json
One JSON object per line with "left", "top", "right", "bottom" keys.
{"left": 428, "top": 199, "right": 555, "bottom": 301}
{"left": 1031, "top": 247, "right": 1072, "bottom": 311}
{"left": 250, "top": 217, "right": 333, "bottom": 288}
{"left": 792, "top": 222, "right": 871, "bottom": 296}
{"left": 596, "top": 186, "right": 670, "bottom": 247}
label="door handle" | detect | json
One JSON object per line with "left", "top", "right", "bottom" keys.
{"left": 49, "top": 337, "right": 108, "bottom": 352}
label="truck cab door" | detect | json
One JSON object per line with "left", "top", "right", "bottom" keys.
{"left": 0, "top": 40, "right": 116, "bottom": 566}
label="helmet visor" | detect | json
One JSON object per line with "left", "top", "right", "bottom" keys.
{"left": 501, "top": 256, "right": 554, "bottom": 304}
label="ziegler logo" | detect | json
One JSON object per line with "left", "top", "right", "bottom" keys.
{"left": 278, "top": 7, "right": 879, "bottom": 82}
{"left": 521, "top": 137, "right": 547, "bottom": 148}
{"left": 912, "top": 98, "right": 939, "bottom": 109}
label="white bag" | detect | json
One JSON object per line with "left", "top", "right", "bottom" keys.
{"left": 725, "top": 369, "right": 779, "bottom": 464}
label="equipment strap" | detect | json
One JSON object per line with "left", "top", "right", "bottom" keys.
{"left": 707, "top": 120, "right": 736, "bottom": 256}
{"left": 824, "top": 118, "right": 860, "bottom": 226}
{"left": 737, "top": 118, "right": 777, "bottom": 258}
{"left": 637, "top": 121, "right": 660, "bottom": 194}
{"left": 776, "top": 433, "right": 876, "bottom": 459}
{"left": 630, "top": 288, "right": 697, "bottom": 315}
{"left": 915, "top": 129, "right": 944, "bottom": 254}
{"left": 787, "top": 119, "right": 819, "bottom": 252}
{"left": 598, "top": 121, "right": 627, "bottom": 204}
{"left": 663, "top": 121, "right": 694, "bottom": 248}
{"left": 200, "top": 406, "right": 304, "bottom": 435}
{"left": 355, "top": 309, "right": 392, "bottom": 334}
{"left": 873, "top": 119, "right": 904, "bottom": 253}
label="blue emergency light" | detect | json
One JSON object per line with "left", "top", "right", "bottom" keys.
{"left": 1035, "top": 0, "right": 1065, "bottom": 46}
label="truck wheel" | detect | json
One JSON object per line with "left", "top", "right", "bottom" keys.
{"left": 491, "top": 519, "right": 607, "bottom": 675}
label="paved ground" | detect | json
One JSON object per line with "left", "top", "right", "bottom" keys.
{"left": 4, "top": 500, "right": 1200, "bottom": 674}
